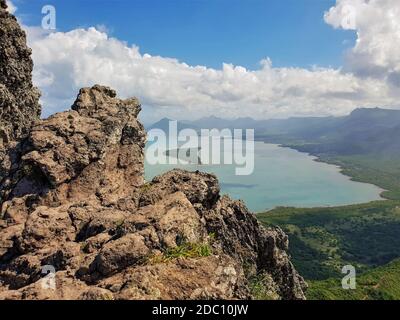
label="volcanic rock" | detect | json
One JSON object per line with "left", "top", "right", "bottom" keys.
{"left": 0, "top": 0, "right": 41, "bottom": 189}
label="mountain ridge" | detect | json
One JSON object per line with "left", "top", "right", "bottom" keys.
{"left": 148, "top": 107, "right": 400, "bottom": 156}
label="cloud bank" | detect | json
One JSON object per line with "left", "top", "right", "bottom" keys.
{"left": 26, "top": 0, "right": 400, "bottom": 120}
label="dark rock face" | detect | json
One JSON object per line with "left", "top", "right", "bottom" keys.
{"left": 0, "top": 2, "right": 306, "bottom": 300}
{"left": 0, "top": 1, "right": 41, "bottom": 142}
{"left": 0, "top": 1, "right": 41, "bottom": 195}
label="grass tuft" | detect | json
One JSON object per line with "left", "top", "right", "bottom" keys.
{"left": 148, "top": 242, "right": 212, "bottom": 264}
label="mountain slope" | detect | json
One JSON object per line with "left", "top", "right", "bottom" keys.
{"left": 307, "top": 258, "right": 400, "bottom": 300}
{"left": 150, "top": 107, "right": 400, "bottom": 157}
{"left": 258, "top": 201, "right": 400, "bottom": 281}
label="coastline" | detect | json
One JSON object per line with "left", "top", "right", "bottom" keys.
{"left": 282, "top": 144, "right": 387, "bottom": 199}
{"left": 256, "top": 140, "right": 388, "bottom": 214}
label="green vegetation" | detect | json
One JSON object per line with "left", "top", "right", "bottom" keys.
{"left": 164, "top": 242, "right": 212, "bottom": 260}
{"left": 259, "top": 201, "right": 400, "bottom": 281}
{"left": 148, "top": 242, "right": 212, "bottom": 264}
{"left": 307, "top": 259, "right": 400, "bottom": 300}
{"left": 139, "top": 182, "right": 152, "bottom": 193}
{"left": 259, "top": 200, "right": 400, "bottom": 299}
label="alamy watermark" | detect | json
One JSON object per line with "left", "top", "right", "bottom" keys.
{"left": 41, "top": 265, "right": 56, "bottom": 290}
{"left": 146, "top": 121, "right": 255, "bottom": 176}
{"left": 41, "top": 5, "right": 56, "bottom": 30}
{"left": 342, "top": 265, "right": 356, "bottom": 290}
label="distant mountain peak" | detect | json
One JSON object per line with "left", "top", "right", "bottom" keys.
{"left": 158, "top": 117, "right": 174, "bottom": 122}
{"left": 198, "top": 115, "right": 223, "bottom": 121}
{"left": 349, "top": 108, "right": 400, "bottom": 121}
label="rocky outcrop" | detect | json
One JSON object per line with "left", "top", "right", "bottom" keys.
{"left": 0, "top": 84, "right": 306, "bottom": 300}
{"left": 0, "top": 0, "right": 41, "bottom": 196}
{"left": 0, "top": 2, "right": 306, "bottom": 300}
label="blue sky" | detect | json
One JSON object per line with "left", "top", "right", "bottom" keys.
{"left": 12, "top": 0, "right": 400, "bottom": 122}
{"left": 16, "top": 0, "right": 355, "bottom": 70}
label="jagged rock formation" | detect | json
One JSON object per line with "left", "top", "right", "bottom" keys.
{"left": 0, "top": 1, "right": 306, "bottom": 300}
{"left": 0, "top": 0, "right": 41, "bottom": 195}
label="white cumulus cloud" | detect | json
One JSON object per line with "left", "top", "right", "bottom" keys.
{"left": 24, "top": 0, "right": 400, "bottom": 121}
{"left": 325, "top": 0, "right": 400, "bottom": 83}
